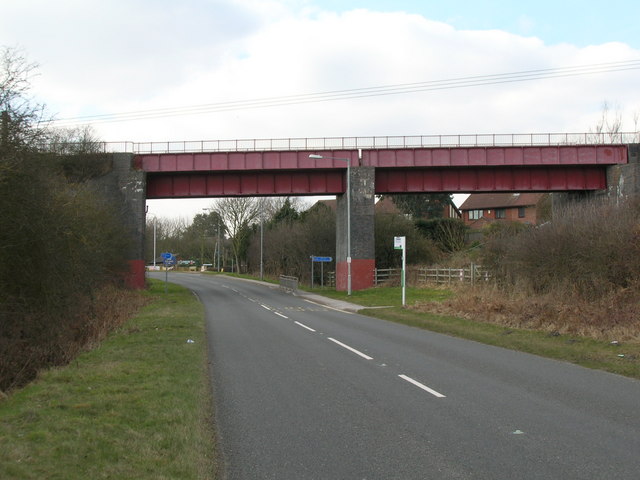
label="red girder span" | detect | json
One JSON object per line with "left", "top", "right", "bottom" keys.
{"left": 138, "top": 145, "right": 627, "bottom": 198}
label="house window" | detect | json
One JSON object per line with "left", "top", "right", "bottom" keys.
{"left": 518, "top": 207, "right": 525, "bottom": 218}
{"left": 495, "top": 208, "right": 506, "bottom": 219}
{"left": 468, "top": 209, "right": 483, "bottom": 220}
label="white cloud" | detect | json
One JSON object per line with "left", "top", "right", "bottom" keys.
{"left": 90, "top": 7, "right": 639, "bottom": 141}
{"left": 4, "top": 2, "right": 636, "bottom": 138}
{"left": 3, "top": 1, "right": 639, "bottom": 218}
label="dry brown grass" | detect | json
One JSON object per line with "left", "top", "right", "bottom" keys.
{"left": 413, "top": 282, "right": 640, "bottom": 342}
{"left": 426, "top": 198, "right": 640, "bottom": 342}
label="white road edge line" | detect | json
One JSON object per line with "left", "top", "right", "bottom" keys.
{"left": 398, "top": 374, "right": 446, "bottom": 398}
{"left": 275, "top": 312, "right": 289, "bottom": 319}
{"left": 303, "top": 299, "right": 354, "bottom": 315}
{"left": 294, "top": 321, "right": 316, "bottom": 332}
{"left": 328, "top": 338, "right": 373, "bottom": 360}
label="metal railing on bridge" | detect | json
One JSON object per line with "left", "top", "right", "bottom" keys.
{"left": 96, "top": 131, "right": 639, "bottom": 154}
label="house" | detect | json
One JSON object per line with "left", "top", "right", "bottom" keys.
{"left": 459, "top": 193, "right": 546, "bottom": 229}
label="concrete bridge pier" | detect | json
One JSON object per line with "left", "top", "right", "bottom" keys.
{"left": 335, "top": 165, "right": 376, "bottom": 292}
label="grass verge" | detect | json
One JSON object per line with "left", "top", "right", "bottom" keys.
{"left": 310, "top": 286, "right": 640, "bottom": 380}
{"left": 304, "top": 285, "right": 452, "bottom": 306}
{"left": 0, "top": 279, "right": 217, "bottom": 480}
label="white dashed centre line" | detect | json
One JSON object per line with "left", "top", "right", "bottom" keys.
{"left": 328, "top": 338, "right": 373, "bottom": 360}
{"left": 275, "top": 312, "right": 288, "bottom": 319}
{"left": 398, "top": 374, "right": 446, "bottom": 398}
{"left": 294, "top": 321, "right": 316, "bottom": 332}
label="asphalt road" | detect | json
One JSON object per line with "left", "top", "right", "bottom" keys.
{"left": 150, "top": 272, "right": 640, "bottom": 479}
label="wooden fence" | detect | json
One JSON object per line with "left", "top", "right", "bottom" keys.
{"left": 374, "top": 264, "right": 490, "bottom": 286}
{"left": 320, "top": 265, "right": 490, "bottom": 288}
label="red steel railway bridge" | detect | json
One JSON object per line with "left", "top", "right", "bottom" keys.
{"left": 105, "top": 133, "right": 638, "bottom": 290}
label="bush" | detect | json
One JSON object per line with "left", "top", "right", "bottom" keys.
{"left": 0, "top": 152, "right": 133, "bottom": 392}
{"left": 481, "top": 197, "right": 640, "bottom": 298}
{"left": 376, "top": 213, "right": 440, "bottom": 268}
{"left": 415, "top": 217, "right": 468, "bottom": 253}
{"left": 482, "top": 220, "right": 531, "bottom": 239}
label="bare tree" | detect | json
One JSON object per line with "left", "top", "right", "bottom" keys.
{"left": 0, "top": 46, "right": 49, "bottom": 151}
{"left": 215, "top": 197, "right": 260, "bottom": 272}
{"left": 261, "top": 196, "right": 305, "bottom": 219}
{"left": 589, "top": 101, "right": 623, "bottom": 143}
{"left": 45, "top": 125, "right": 104, "bottom": 154}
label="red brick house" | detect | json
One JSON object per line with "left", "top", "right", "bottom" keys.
{"left": 459, "top": 193, "right": 545, "bottom": 229}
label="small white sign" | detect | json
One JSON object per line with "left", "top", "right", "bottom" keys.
{"left": 394, "top": 236, "right": 405, "bottom": 250}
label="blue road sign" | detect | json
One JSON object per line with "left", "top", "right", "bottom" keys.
{"left": 311, "top": 256, "right": 333, "bottom": 262}
{"left": 163, "top": 253, "right": 176, "bottom": 266}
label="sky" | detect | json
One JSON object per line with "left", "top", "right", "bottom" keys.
{"left": 2, "top": 0, "right": 639, "bottom": 219}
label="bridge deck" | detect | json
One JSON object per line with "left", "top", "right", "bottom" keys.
{"left": 137, "top": 145, "right": 626, "bottom": 173}
{"left": 139, "top": 144, "right": 628, "bottom": 198}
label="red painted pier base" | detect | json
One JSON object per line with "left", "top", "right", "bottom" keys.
{"left": 126, "top": 259, "right": 147, "bottom": 290}
{"left": 336, "top": 259, "right": 375, "bottom": 292}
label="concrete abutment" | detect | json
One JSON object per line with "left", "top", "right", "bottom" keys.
{"left": 554, "top": 143, "right": 640, "bottom": 212}
{"left": 97, "top": 153, "right": 146, "bottom": 289}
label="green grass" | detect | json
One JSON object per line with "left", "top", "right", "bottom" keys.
{"left": 0, "top": 280, "right": 217, "bottom": 480}
{"left": 305, "top": 285, "right": 452, "bottom": 306}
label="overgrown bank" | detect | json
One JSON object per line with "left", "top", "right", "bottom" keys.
{"left": 0, "top": 152, "right": 138, "bottom": 392}
{"left": 1, "top": 46, "right": 137, "bottom": 392}
{"left": 0, "top": 280, "right": 217, "bottom": 480}
{"left": 425, "top": 197, "right": 640, "bottom": 341}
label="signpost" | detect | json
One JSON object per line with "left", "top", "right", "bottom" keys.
{"left": 310, "top": 256, "right": 333, "bottom": 289}
{"left": 161, "top": 252, "right": 176, "bottom": 293}
{"left": 394, "top": 237, "right": 406, "bottom": 306}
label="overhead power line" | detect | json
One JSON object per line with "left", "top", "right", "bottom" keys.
{"left": 52, "top": 59, "right": 640, "bottom": 126}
